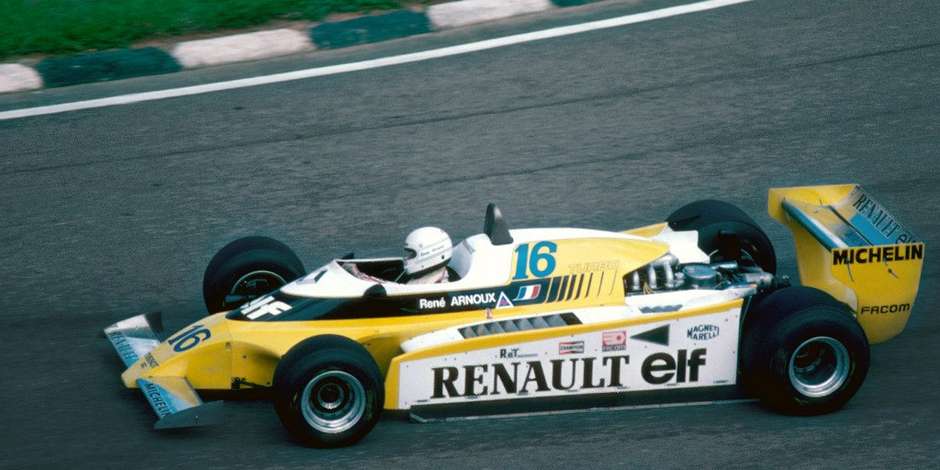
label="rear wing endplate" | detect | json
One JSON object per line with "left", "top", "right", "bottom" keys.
{"left": 104, "top": 313, "right": 223, "bottom": 428}
{"left": 769, "top": 184, "right": 925, "bottom": 343}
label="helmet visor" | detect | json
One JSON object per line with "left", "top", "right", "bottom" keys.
{"left": 404, "top": 248, "right": 417, "bottom": 260}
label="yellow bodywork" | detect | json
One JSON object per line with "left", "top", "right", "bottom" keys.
{"left": 768, "top": 184, "right": 925, "bottom": 343}
{"left": 123, "top": 235, "right": 669, "bottom": 391}
{"left": 121, "top": 184, "right": 925, "bottom": 407}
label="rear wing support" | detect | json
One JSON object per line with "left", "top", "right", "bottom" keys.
{"left": 768, "top": 184, "right": 925, "bottom": 343}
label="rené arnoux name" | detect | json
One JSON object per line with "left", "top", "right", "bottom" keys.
{"left": 430, "top": 349, "right": 707, "bottom": 398}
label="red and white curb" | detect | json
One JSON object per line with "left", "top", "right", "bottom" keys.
{"left": 0, "top": 0, "right": 574, "bottom": 93}
{"left": 171, "top": 29, "right": 314, "bottom": 69}
{"left": 0, "top": 64, "right": 43, "bottom": 93}
{"left": 428, "top": 0, "right": 555, "bottom": 29}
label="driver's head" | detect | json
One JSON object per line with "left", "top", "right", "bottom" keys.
{"left": 403, "top": 227, "right": 452, "bottom": 275}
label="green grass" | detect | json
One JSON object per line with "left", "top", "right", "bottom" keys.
{"left": 0, "top": 0, "right": 422, "bottom": 60}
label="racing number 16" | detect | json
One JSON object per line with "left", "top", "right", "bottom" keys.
{"left": 513, "top": 241, "right": 557, "bottom": 279}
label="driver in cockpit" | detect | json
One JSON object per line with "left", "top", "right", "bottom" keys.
{"left": 399, "top": 226, "right": 452, "bottom": 284}
{"left": 343, "top": 226, "right": 453, "bottom": 284}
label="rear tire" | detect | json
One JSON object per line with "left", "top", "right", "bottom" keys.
{"left": 741, "top": 287, "right": 870, "bottom": 415}
{"left": 666, "top": 199, "right": 777, "bottom": 274}
{"left": 273, "top": 335, "right": 383, "bottom": 448}
{"left": 202, "top": 236, "right": 305, "bottom": 313}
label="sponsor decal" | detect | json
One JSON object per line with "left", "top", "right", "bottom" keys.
{"left": 641, "top": 349, "right": 707, "bottom": 385}
{"left": 499, "top": 347, "right": 537, "bottom": 359}
{"left": 141, "top": 381, "right": 175, "bottom": 417}
{"left": 851, "top": 191, "right": 917, "bottom": 243}
{"left": 559, "top": 341, "right": 584, "bottom": 355}
{"left": 107, "top": 331, "right": 135, "bottom": 362}
{"left": 143, "top": 352, "right": 159, "bottom": 368}
{"left": 167, "top": 324, "right": 211, "bottom": 353}
{"left": 513, "top": 284, "right": 541, "bottom": 301}
{"left": 419, "top": 297, "right": 447, "bottom": 310}
{"left": 832, "top": 244, "right": 923, "bottom": 266}
{"left": 602, "top": 330, "right": 626, "bottom": 352}
{"left": 241, "top": 295, "right": 292, "bottom": 320}
{"left": 639, "top": 305, "right": 682, "bottom": 314}
{"left": 567, "top": 260, "right": 619, "bottom": 273}
{"left": 431, "top": 355, "right": 631, "bottom": 398}
{"left": 860, "top": 303, "right": 911, "bottom": 315}
{"left": 428, "top": 349, "right": 709, "bottom": 398}
{"left": 496, "top": 292, "right": 514, "bottom": 309}
{"left": 687, "top": 324, "right": 720, "bottom": 341}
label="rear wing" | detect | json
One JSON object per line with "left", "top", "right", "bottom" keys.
{"left": 769, "top": 184, "right": 925, "bottom": 343}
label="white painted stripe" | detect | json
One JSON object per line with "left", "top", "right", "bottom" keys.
{"left": 0, "top": 0, "right": 751, "bottom": 121}
{"left": 428, "top": 0, "right": 554, "bottom": 30}
{"left": 172, "top": 29, "right": 314, "bottom": 69}
{"left": 0, "top": 64, "right": 43, "bottom": 94}
{"left": 409, "top": 398, "right": 758, "bottom": 423}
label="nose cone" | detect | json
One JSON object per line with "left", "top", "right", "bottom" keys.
{"left": 122, "top": 313, "right": 232, "bottom": 389}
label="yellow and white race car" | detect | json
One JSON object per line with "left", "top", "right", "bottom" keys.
{"left": 104, "top": 184, "right": 925, "bottom": 447}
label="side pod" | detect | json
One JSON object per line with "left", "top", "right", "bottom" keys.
{"left": 768, "top": 184, "right": 925, "bottom": 343}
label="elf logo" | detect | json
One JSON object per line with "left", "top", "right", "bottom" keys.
{"left": 641, "top": 349, "right": 706, "bottom": 385}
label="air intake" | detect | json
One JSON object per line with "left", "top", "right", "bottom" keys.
{"left": 458, "top": 312, "right": 580, "bottom": 338}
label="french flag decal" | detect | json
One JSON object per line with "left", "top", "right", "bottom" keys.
{"left": 513, "top": 284, "right": 541, "bottom": 302}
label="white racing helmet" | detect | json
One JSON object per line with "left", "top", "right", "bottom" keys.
{"left": 403, "top": 227, "right": 453, "bottom": 275}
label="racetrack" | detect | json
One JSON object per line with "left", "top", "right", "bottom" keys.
{"left": 2, "top": 0, "right": 939, "bottom": 467}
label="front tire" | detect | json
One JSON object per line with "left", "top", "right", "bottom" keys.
{"left": 741, "top": 287, "right": 870, "bottom": 415}
{"left": 202, "top": 236, "right": 305, "bottom": 313}
{"left": 273, "top": 335, "right": 383, "bottom": 448}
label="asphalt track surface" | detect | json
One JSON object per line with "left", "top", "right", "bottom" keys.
{"left": 2, "top": 0, "right": 939, "bottom": 468}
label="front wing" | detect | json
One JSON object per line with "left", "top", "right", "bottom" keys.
{"left": 104, "top": 313, "right": 223, "bottom": 428}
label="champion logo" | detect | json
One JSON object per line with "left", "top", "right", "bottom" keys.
{"left": 559, "top": 341, "right": 584, "bottom": 355}
{"left": 514, "top": 284, "right": 541, "bottom": 301}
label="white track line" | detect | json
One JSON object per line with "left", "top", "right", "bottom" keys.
{"left": 0, "top": 0, "right": 751, "bottom": 121}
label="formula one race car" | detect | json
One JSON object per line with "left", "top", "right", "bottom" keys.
{"left": 104, "top": 184, "right": 925, "bottom": 447}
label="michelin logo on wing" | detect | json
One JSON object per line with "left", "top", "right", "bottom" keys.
{"left": 831, "top": 244, "right": 923, "bottom": 266}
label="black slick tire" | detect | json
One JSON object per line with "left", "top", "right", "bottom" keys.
{"left": 741, "top": 286, "right": 870, "bottom": 415}
{"left": 273, "top": 335, "right": 383, "bottom": 448}
{"left": 202, "top": 236, "right": 305, "bottom": 313}
{"left": 666, "top": 199, "right": 777, "bottom": 274}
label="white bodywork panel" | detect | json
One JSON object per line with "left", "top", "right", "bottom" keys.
{"left": 281, "top": 227, "right": 703, "bottom": 299}
{"left": 651, "top": 226, "right": 710, "bottom": 264}
{"left": 396, "top": 305, "right": 741, "bottom": 409}
{"left": 402, "top": 287, "right": 755, "bottom": 353}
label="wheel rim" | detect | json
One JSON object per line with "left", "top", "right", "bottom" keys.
{"left": 225, "top": 270, "right": 287, "bottom": 308}
{"left": 788, "top": 336, "right": 850, "bottom": 398}
{"left": 300, "top": 370, "right": 366, "bottom": 434}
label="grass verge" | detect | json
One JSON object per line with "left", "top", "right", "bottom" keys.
{"left": 1, "top": 0, "right": 429, "bottom": 60}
